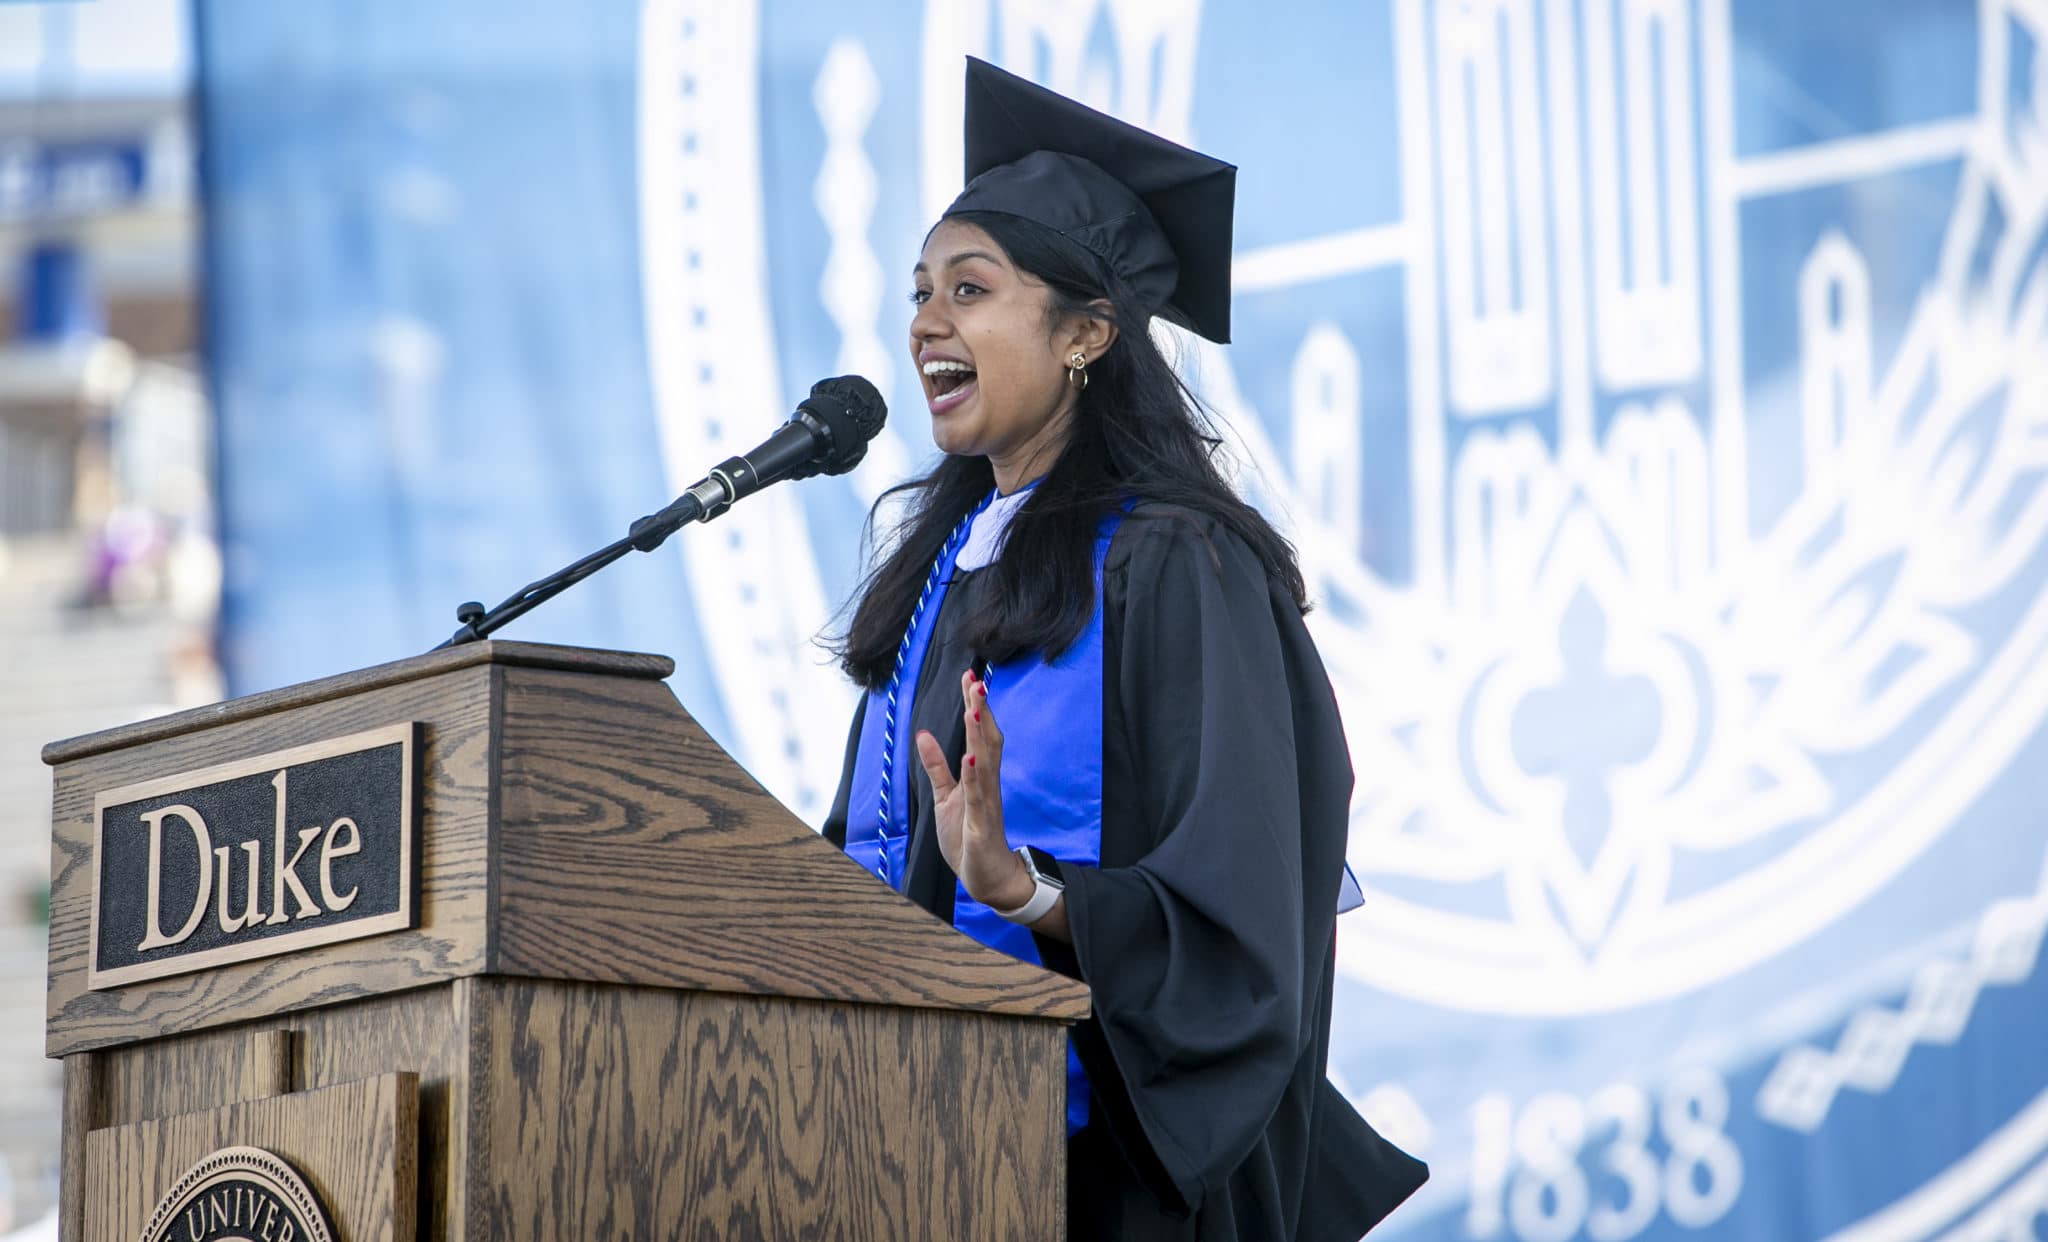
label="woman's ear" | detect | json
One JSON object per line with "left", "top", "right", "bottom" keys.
{"left": 1066, "top": 299, "right": 1119, "bottom": 362}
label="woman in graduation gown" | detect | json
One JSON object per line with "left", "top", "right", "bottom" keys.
{"left": 822, "top": 58, "right": 1428, "bottom": 1240}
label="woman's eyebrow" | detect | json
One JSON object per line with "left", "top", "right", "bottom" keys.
{"left": 912, "top": 249, "right": 1005, "bottom": 275}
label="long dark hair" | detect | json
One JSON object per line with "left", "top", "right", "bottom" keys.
{"left": 833, "top": 210, "right": 1308, "bottom": 690}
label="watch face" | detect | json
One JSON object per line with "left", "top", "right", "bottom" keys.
{"left": 1023, "top": 848, "right": 1064, "bottom": 889}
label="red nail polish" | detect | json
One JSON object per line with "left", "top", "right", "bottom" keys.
{"left": 967, "top": 755, "right": 976, "bottom": 768}
{"left": 977, "top": 684, "right": 988, "bottom": 698}
{"left": 973, "top": 711, "right": 982, "bottom": 722}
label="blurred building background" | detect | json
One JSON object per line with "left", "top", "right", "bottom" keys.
{"left": 0, "top": 1, "right": 215, "bottom": 1233}
{"left": 6, "top": 2, "right": 2048, "bottom": 1240}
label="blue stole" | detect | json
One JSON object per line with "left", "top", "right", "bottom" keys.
{"left": 845, "top": 506, "right": 1126, "bottom": 1136}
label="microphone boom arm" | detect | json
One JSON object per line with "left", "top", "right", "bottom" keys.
{"left": 432, "top": 490, "right": 707, "bottom": 649}
{"left": 431, "top": 374, "right": 884, "bottom": 650}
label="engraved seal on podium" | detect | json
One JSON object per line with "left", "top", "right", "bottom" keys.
{"left": 140, "top": 1146, "right": 336, "bottom": 1242}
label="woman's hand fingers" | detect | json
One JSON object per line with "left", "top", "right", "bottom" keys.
{"left": 961, "top": 735, "right": 991, "bottom": 822}
{"left": 961, "top": 669, "right": 1002, "bottom": 763}
{"left": 954, "top": 670, "right": 1011, "bottom": 892}
{"left": 914, "top": 730, "right": 957, "bottom": 801}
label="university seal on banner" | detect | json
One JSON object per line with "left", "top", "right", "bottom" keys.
{"left": 140, "top": 1147, "right": 335, "bottom": 1242}
{"left": 637, "top": 0, "right": 2048, "bottom": 1236}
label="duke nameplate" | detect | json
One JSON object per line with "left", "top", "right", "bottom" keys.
{"left": 90, "top": 722, "right": 419, "bottom": 989}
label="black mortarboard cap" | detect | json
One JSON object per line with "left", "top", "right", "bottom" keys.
{"left": 945, "top": 57, "right": 1237, "bottom": 343}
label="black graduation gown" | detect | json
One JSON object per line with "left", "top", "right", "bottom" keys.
{"left": 823, "top": 503, "right": 1428, "bottom": 1240}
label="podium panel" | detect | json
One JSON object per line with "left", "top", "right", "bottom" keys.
{"left": 83, "top": 1072, "right": 417, "bottom": 1242}
{"left": 464, "top": 978, "right": 1064, "bottom": 1237}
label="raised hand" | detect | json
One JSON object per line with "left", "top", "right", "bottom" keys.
{"left": 914, "top": 669, "right": 1034, "bottom": 912}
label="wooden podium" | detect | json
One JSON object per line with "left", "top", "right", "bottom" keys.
{"left": 43, "top": 642, "right": 1088, "bottom": 1239}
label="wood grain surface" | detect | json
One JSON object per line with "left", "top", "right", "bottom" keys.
{"left": 47, "top": 662, "right": 497, "bottom": 1056}
{"left": 75, "top": 986, "right": 474, "bottom": 1242}
{"left": 493, "top": 667, "right": 1091, "bottom": 1021}
{"left": 465, "top": 976, "right": 1067, "bottom": 1240}
{"left": 41, "top": 641, "right": 672, "bottom": 765}
{"left": 96, "top": 1028, "right": 292, "bottom": 1122}
{"left": 62, "top": 973, "right": 1067, "bottom": 1240}
{"left": 65, "top": 1034, "right": 292, "bottom": 1238}
{"left": 48, "top": 643, "right": 1086, "bottom": 1059}
{"left": 59, "top": 1054, "right": 96, "bottom": 1242}
{"left": 82, "top": 1072, "right": 417, "bottom": 1242}
{"left": 47, "top": 642, "right": 1088, "bottom": 1240}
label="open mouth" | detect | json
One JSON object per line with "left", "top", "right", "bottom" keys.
{"left": 923, "top": 361, "right": 978, "bottom": 411}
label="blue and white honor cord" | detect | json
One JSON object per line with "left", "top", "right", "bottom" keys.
{"left": 874, "top": 490, "right": 996, "bottom": 877}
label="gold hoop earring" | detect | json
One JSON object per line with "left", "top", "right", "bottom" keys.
{"left": 1067, "top": 351, "right": 1089, "bottom": 391}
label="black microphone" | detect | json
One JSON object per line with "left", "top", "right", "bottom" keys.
{"left": 434, "top": 375, "right": 888, "bottom": 648}
{"left": 629, "top": 374, "right": 886, "bottom": 550}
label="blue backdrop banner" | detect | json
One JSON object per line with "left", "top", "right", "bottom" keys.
{"left": 200, "top": 3, "right": 2048, "bottom": 1238}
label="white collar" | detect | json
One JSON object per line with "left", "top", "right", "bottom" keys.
{"left": 956, "top": 486, "right": 1036, "bottom": 571}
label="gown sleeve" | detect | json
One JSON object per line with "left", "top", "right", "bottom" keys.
{"left": 819, "top": 696, "right": 866, "bottom": 849}
{"left": 1046, "top": 511, "right": 1345, "bottom": 1216}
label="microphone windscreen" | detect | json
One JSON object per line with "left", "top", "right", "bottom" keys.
{"left": 801, "top": 375, "right": 888, "bottom": 475}
{"left": 807, "top": 375, "right": 887, "bottom": 438}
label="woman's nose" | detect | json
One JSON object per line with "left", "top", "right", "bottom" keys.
{"left": 910, "top": 298, "right": 949, "bottom": 343}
